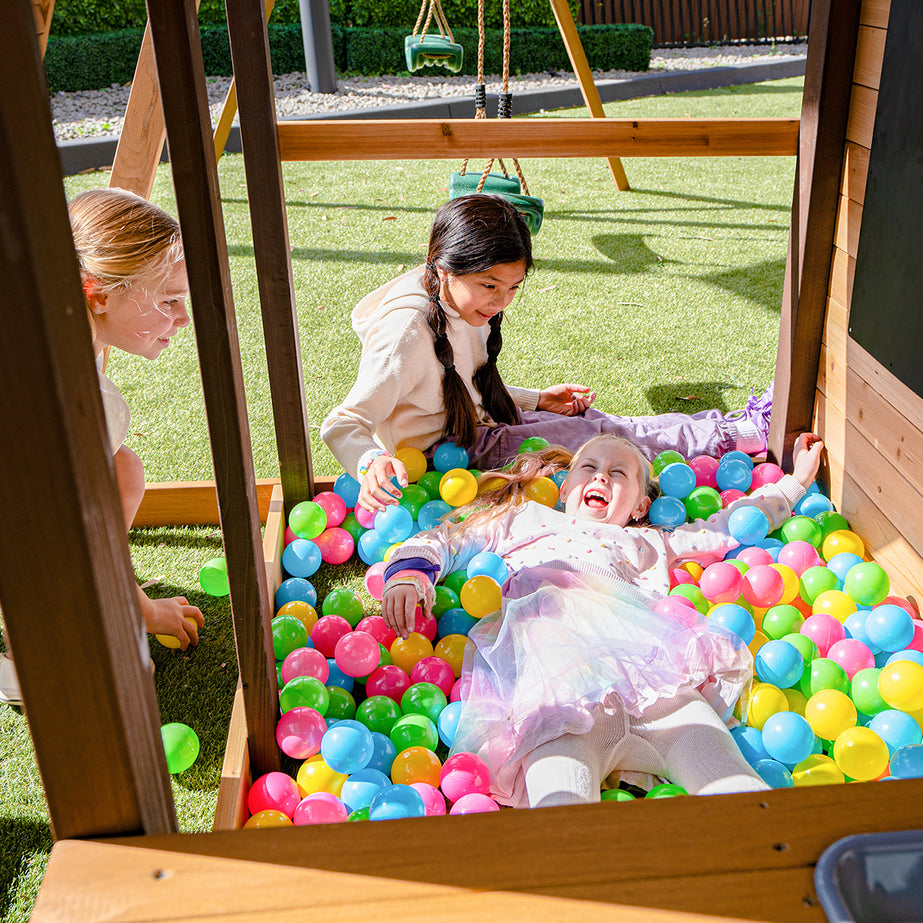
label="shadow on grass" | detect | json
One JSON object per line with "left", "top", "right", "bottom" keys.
{"left": 700, "top": 257, "right": 787, "bottom": 311}
{"left": 645, "top": 381, "right": 740, "bottom": 415}
{"left": 0, "top": 816, "right": 52, "bottom": 921}
{"left": 591, "top": 233, "right": 682, "bottom": 271}
{"left": 222, "top": 198, "right": 437, "bottom": 215}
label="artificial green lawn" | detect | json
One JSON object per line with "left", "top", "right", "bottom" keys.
{"left": 0, "top": 76, "right": 801, "bottom": 921}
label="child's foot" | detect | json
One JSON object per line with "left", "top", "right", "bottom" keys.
{"left": 726, "top": 381, "right": 773, "bottom": 454}
{"left": 0, "top": 654, "right": 22, "bottom": 707}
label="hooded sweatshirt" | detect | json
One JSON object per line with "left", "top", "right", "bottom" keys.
{"left": 321, "top": 266, "right": 540, "bottom": 480}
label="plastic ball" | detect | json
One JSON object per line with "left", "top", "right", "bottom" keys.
{"left": 339, "top": 513, "right": 366, "bottom": 545}
{"left": 437, "top": 468, "right": 477, "bottom": 508}
{"left": 720, "top": 489, "right": 748, "bottom": 508}
{"left": 271, "top": 614, "right": 308, "bottom": 661}
{"left": 761, "top": 605, "right": 804, "bottom": 640}
{"left": 394, "top": 446, "right": 428, "bottom": 483}
{"left": 314, "top": 528, "right": 355, "bottom": 565}
{"left": 244, "top": 810, "right": 293, "bottom": 828}
{"left": 868, "top": 709, "right": 923, "bottom": 755}
{"left": 731, "top": 725, "right": 770, "bottom": 766}
{"left": 652, "top": 450, "right": 685, "bottom": 474}
{"left": 659, "top": 463, "right": 696, "bottom": 499}
{"left": 411, "top": 656, "right": 456, "bottom": 696}
{"left": 728, "top": 505, "right": 770, "bottom": 546}
{"left": 525, "top": 477, "right": 559, "bottom": 508}
{"left": 750, "top": 462, "right": 784, "bottom": 490}
{"left": 248, "top": 771, "right": 302, "bottom": 818}
{"left": 878, "top": 660, "right": 923, "bottom": 713}
{"left": 339, "top": 767, "right": 390, "bottom": 814}
{"left": 440, "top": 752, "right": 491, "bottom": 802}
{"left": 822, "top": 530, "right": 866, "bottom": 562}
{"left": 161, "top": 723, "right": 200, "bottom": 774}
{"left": 353, "top": 505, "right": 376, "bottom": 529}
{"left": 366, "top": 732, "right": 398, "bottom": 776}
{"left": 437, "top": 608, "right": 478, "bottom": 639}
{"left": 865, "top": 604, "right": 915, "bottom": 652}
{"left": 826, "top": 638, "right": 875, "bottom": 679}
{"left": 708, "top": 603, "right": 755, "bottom": 644}
{"left": 400, "top": 681, "right": 448, "bottom": 723}
{"left": 699, "top": 562, "right": 744, "bottom": 604}
{"left": 373, "top": 504, "right": 414, "bottom": 544}
{"left": 799, "top": 567, "right": 840, "bottom": 606}
{"left": 334, "top": 630, "right": 381, "bottom": 678}
{"left": 832, "top": 726, "right": 890, "bottom": 781}
{"left": 320, "top": 720, "right": 374, "bottom": 775}
{"left": 296, "top": 754, "right": 347, "bottom": 797}
{"left": 804, "top": 689, "right": 857, "bottom": 740}
{"left": 274, "top": 577, "right": 316, "bottom": 610}
{"left": 754, "top": 759, "right": 794, "bottom": 788}
{"left": 199, "top": 557, "right": 230, "bottom": 596}
{"left": 449, "top": 792, "right": 499, "bottom": 814}
{"left": 357, "top": 529, "right": 389, "bottom": 566}
{"left": 155, "top": 616, "right": 200, "bottom": 650}
{"left": 601, "top": 789, "right": 636, "bottom": 802}
{"left": 795, "top": 493, "right": 835, "bottom": 518}
{"left": 648, "top": 496, "right": 688, "bottom": 529}
{"left": 437, "top": 699, "right": 464, "bottom": 748}
{"left": 754, "top": 639, "right": 804, "bottom": 688}
{"left": 716, "top": 458, "right": 753, "bottom": 493}
{"left": 390, "top": 714, "right": 439, "bottom": 752}
{"left": 850, "top": 667, "right": 889, "bottom": 717}
{"left": 390, "top": 745, "right": 442, "bottom": 787}
{"left": 310, "top": 491, "right": 346, "bottom": 529}
{"left": 434, "top": 633, "right": 468, "bottom": 676}
{"left": 280, "top": 675, "right": 329, "bottom": 715}
{"left": 333, "top": 472, "right": 362, "bottom": 508}
{"left": 276, "top": 706, "right": 326, "bottom": 760}
{"left": 890, "top": 744, "right": 923, "bottom": 779}
{"left": 844, "top": 562, "right": 891, "bottom": 608}
{"left": 432, "top": 442, "right": 469, "bottom": 473}
{"left": 460, "top": 575, "right": 502, "bottom": 618}
{"left": 366, "top": 664, "right": 412, "bottom": 703}
{"left": 368, "top": 783, "right": 426, "bottom": 821}
{"left": 466, "top": 551, "right": 509, "bottom": 585}
{"left": 355, "top": 695, "right": 402, "bottom": 736}
{"left": 684, "top": 487, "right": 722, "bottom": 522}
{"left": 801, "top": 614, "right": 846, "bottom": 658}
{"left": 276, "top": 600, "right": 318, "bottom": 635}
{"left": 292, "top": 791, "right": 348, "bottom": 826}
{"left": 761, "top": 711, "right": 815, "bottom": 765}
{"left": 769, "top": 563, "right": 801, "bottom": 606}
{"left": 812, "top": 589, "right": 856, "bottom": 623}
{"left": 800, "top": 658, "right": 849, "bottom": 697}
{"left": 745, "top": 683, "right": 790, "bottom": 730}
{"left": 669, "top": 583, "right": 708, "bottom": 615}
{"left": 289, "top": 500, "right": 327, "bottom": 540}
{"left": 777, "top": 540, "right": 824, "bottom": 576}
{"left": 397, "top": 484, "right": 430, "bottom": 520}
{"left": 688, "top": 455, "right": 719, "bottom": 489}
{"left": 389, "top": 632, "right": 433, "bottom": 675}
{"left": 780, "top": 516, "right": 824, "bottom": 549}
{"left": 410, "top": 782, "right": 447, "bottom": 816}
{"left": 741, "top": 565, "right": 785, "bottom": 609}
{"left": 348, "top": 807, "right": 370, "bottom": 822}
{"left": 433, "top": 585, "right": 461, "bottom": 617}
{"left": 791, "top": 754, "right": 845, "bottom": 787}
{"left": 418, "top": 499, "right": 453, "bottom": 531}
{"left": 415, "top": 471, "right": 443, "bottom": 500}
{"left": 311, "top": 615, "right": 352, "bottom": 658}
{"left": 363, "top": 561, "right": 387, "bottom": 601}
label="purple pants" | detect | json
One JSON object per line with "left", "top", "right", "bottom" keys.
{"left": 471, "top": 407, "right": 733, "bottom": 470}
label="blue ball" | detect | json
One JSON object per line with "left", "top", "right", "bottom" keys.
{"left": 757, "top": 538, "right": 784, "bottom": 560}
{"left": 659, "top": 462, "right": 697, "bottom": 499}
{"left": 366, "top": 731, "right": 397, "bottom": 775}
{"left": 369, "top": 783, "right": 427, "bottom": 820}
{"left": 274, "top": 577, "right": 317, "bottom": 609}
{"left": 326, "top": 660, "right": 355, "bottom": 693}
{"left": 827, "top": 552, "right": 864, "bottom": 584}
{"left": 731, "top": 725, "right": 770, "bottom": 766}
{"left": 467, "top": 551, "right": 508, "bottom": 584}
{"left": 707, "top": 603, "right": 756, "bottom": 645}
{"left": 865, "top": 604, "right": 915, "bottom": 652}
{"left": 761, "top": 711, "right": 815, "bottom": 766}
{"left": 437, "top": 607, "right": 479, "bottom": 638}
{"left": 374, "top": 505, "right": 414, "bottom": 543}
{"left": 754, "top": 639, "right": 804, "bottom": 688}
{"left": 357, "top": 529, "right": 389, "bottom": 565}
{"left": 720, "top": 450, "right": 755, "bottom": 471}
{"left": 843, "top": 610, "right": 881, "bottom": 652}
{"left": 728, "top": 504, "right": 770, "bottom": 545}
{"left": 437, "top": 699, "right": 464, "bottom": 748}
{"left": 754, "top": 758, "right": 794, "bottom": 788}
{"left": 320, "top": 719, "right": 374, "bottom": 775}
{"left": 433, "top": 442, "right": 469, "bottom": 473}
{"left": 868, "top": 710, "right": 923, "bottom": 755}
{"left": 418, "top": 499, "right": 453, "bottom": 531}
{"left": 716, "top": 458, "right": 753, "bottom": 493}
{"left": 795, "top": 492, "right": 835, "bottom": 517}
{"left": 648, "top": 495, "right": 687, "bottom": 530}
{"left": 282, "top": 538, "right": 323, "bottom": 579}
{"left": 550, "top": 469, "right": 568, "bottom": 488}
{"left": 334, "top": 472, "right": 362, "bottom": 508}
{"left": 886, "top": 649, "right": 923, "bottom": 668}
{"left": 890, "top": 743, "right": 923, "bottom": 779}
{"left": 340, "top": 767, "right": 390, "bottom": 812}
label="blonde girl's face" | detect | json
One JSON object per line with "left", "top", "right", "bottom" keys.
{"left": 89, "top": 261, "right": 190, "bottom": 360}
{"left": 560, "top": 440, "right": 651, "bottom": 526}
{"left": 437, "top": 259, "right": 527, "bottom": 327}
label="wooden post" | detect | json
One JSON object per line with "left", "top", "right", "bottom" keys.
{"left": 768, "top": 0, "right": 863, "bottom": 465}
{"left": 225, "top": 0, "right": 315, "bottom": 515}
{"left": 548, "top": 0, "right": 630, "bottom": 190}
{"left": 31, "top": 0, "right": 55, "bottom": 56}
{"left": 145, "top": 0, "right": 280, "bottom": 776}
{"left": 0, "top": 0, "right": 176, "bottom": 840}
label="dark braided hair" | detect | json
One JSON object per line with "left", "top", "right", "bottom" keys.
{"left": 422, "top": 195, "right": 533, "bottom": 449}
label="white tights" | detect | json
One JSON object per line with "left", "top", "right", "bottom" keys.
{"left": 522, "top": 689, "right": 768, "bottom": 808}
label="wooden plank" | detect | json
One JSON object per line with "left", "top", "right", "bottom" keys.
{"left": 841, "top": 140, "right": 871, "bottom": 205}
{"left": 548, "top": 0, "right": 629, "bottom": 190}
{"left": 833, "top": 192, "right": 863, "bottom": 260}
{"left": 860, "top": 0, "right": 891, "bottom": 29}
{"left": 146, "top": 0, "right": 279, "bottom": 777}
{"left": 226, "top": 0, "right": 315, "bottom": 518}
{"left": 212, "top": 685, "right": 250, "bottom": 833}
{"left": 0, "top": 0, "right": 176, "bottom": 840}
{"left": 845, "top": 82, "right": 878, "bottom": 149}
{"left": 31, "top": 0, "right": 54, "bottom": 56}
{"left": 276, "top": 118, "right": 800, "bottom": 161}
{"left": 853, "top": 23, "right": 887, "bottom": 90}
{"left": 828, "top": 245, "right": 855, "bottom": 317}
{"left": 34, "top": 840, "right": 762, "bottom": 923}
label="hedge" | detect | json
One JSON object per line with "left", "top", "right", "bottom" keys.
{"left": 44, "top": 22, "right": 651, "bottom": 93}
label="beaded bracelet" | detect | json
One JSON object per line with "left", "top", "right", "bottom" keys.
{"left": 357, "top": 448, "right": 389, "bottom": 479}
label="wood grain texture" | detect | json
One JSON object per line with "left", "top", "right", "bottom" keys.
{"left": 853, "top": 23, "right": 887, "bottom": 89}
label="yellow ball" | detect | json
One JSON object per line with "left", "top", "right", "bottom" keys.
{"left": 155, "top": 616, "right": 198, "bottom": 649}
{"left": 478, "top": 476, "right": 507, "bottom": 495}
{"left": 394, "top": 446, "right": 428, "bottom": 484}
{"left": 811, "top": 589, "right": 857, "bottom": 623}
{"left": 782, "top": 687, "right": 808, "bottom": 716}
{"left": 276, "top": 600, "right": 318, "bottom": 634}
{"left": 681, "top": 561, "right": 704, "bottom": 581}
{"left": 832, "top": 726, "right": 890, "bottom": 781}
{"left": 434, "top": 633, "right": 469, "bottom": 677}
{"left": 822, "top": 529, "right": 866, "bottom": 562}
{"left": 244, "top": 809, "right": 294, "bottom": 828}
{"left": 792, "top": 754, "right": 845, "bottom": 787}
{"left": 389, "top": 632, "right": 434, "bottom": 674}
{"left": 390, "top": 746, "right": 442, "bottom": 787}
{"left": 745, "top": 682, "right": 789, "bottom": 730}
{"left": 525, "top": 476, "right": 559, "bottom": 508}
{"left": 770, "top": 563, "right": 800, "bottom": 606}
{"left": 460, "top": 575, "right": 502, "bottom": 618}
{"left": 439, "top": 468, "right": 478, "bottom": 507}
{"left": 748, "top": 629, "right": 769, "bottom": 658}
{"left": 805, "top": 689, "right": 857, "bottom": 740}
{"left": 383, "top": 542, "right": 401, "bottom": 562}
{"left": 296, "top": 754, "right": 347, "bottom": 797}
{"left": 878, "top": 660, "right": 923, "bottom": 713}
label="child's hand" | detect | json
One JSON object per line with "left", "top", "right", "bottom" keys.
{"left": 792, "top": 433, "right": 824, "bottom": 488}
{"left": 359, "top": 453, "right": 408, "bottom": 512}
{"left": 382, "top": 585, "right": 419, "bottom": 640}
{"left": 139, "top": 589, "right": 204, "bottom": 651}
{"left": 537, "top": 383, "right": 596, "bottom": 416}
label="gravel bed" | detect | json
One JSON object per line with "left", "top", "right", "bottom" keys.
{"left": 51, "top": 43, "right": 806, "bottom": 142}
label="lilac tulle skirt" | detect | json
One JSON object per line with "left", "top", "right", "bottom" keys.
{"left": 450, "top": 565, "right": 753, "bottom": 806}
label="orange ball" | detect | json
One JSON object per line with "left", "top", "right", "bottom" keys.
{"left": 390, "top": 746, "right": 442, "bottom": 787}
{"left": 389, "top": 632, "right": 434, "bottom": 674}
{"left": 276, "top": 600, "right": 318, "bottom": 634}
{"left": 460, "top": 575, "right": 502, "bottom": 618}
{"left": 525, "top": 476, "right": 559, "bottom": 508}
{"left": 394, "top": 446, "right": 428, "bottom": 484}
{"left": 434, "top": 633, "right": 469, "bottom": 677}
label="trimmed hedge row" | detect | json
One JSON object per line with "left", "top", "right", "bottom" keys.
{"left": 44, "top": 22, "right": 652, "bottom": 93}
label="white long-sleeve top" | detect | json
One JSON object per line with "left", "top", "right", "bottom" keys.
{"left": 390, "top": 475, "right": 807, "bottom": 604}
{"left": 320, "top": 267, "right": 540, "bottom": 480}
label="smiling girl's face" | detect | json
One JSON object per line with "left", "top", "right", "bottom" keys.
{"left": 437, "top": 259, "right": 527, "bottom": 327}
{"left": 561, "top": 437, "right": 652, "bottom": 526}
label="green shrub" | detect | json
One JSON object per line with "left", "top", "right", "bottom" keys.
{"left": 44, "top": 28, "right": 144, "bottom": 90}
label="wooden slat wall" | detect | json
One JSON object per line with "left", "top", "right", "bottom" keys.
{"left": 814, "top": 0, "right": 923, "bottom": 601}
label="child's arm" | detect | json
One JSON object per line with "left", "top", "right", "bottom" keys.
{"left": 537, "top": 383, "right": 597, "bottom": 416}
{"left": 138, "top": 589, "right": 204, "bottom": 651}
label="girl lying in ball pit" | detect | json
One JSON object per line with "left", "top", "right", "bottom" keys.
{"left": 380, "top": 431, "right": 824, "bottom": 808}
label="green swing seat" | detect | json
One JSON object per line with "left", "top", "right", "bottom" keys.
{"left": 404, "top": 34, "right": 464, "bottom": 73}
{"left": 448, "top": 171, "right": 521, "bottom": 198}
{"left": 503, "top": 193, "right": 544, "bottom": 235}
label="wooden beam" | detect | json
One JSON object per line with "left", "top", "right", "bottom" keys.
{"left": 0, "top": 0, "right": 176, "bottom": 840}
{"left": 31, "top": 0, "right": 54, "bottom": 57}
{"left": 226, "top": 0, "right": 315, "bottom": 517}
{"left": 277, "top": 117, "right": 799, "bottom": 161}
{"left": 146, "top": 0, "right": 280, "bottom": 777}
{"left": 768, "top": 0, "right": 863, "bottom": 465}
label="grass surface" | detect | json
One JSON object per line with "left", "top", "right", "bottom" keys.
{"left": 0, "top": 76, "right": 801, "bottom": 922}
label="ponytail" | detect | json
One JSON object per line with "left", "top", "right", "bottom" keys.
{"left": 473, "top": 313, "right": 519, "bottom": 427}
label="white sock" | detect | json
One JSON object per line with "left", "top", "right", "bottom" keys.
{"left": 631, "top": 690, "right": 768, "bottom": 795}
{"left": 730, "top": 419, "right": 767, "bottom": 455}
{"left": 523, "top": 705, "right": 628, "bottom": 808}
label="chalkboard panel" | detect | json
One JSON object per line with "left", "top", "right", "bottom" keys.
{"left": 848, "top": 0, "right": 923, "bottom": 397}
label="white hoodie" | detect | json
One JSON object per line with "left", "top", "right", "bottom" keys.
{"left": 321, "top": 266, "right": 540, "bottom": 480}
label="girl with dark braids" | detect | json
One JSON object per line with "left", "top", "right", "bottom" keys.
{"left": 321, "top": 195, "right": 773, "bottom": 512}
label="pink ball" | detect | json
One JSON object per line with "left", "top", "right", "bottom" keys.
{"left": 334, "top": 630, "right": 381, "bottom": 677}
{"left": 314, "top": 527, "right": 354, "bottom": 565}
{"left": 354, "top": 505, "right": 376, "bottom": 529}
{"left": 741, "top": 564, "right": 785, "bottom": 608}
{"left": 801, "top": 613, "right": 846, "bottom": 657}
{"left": 669, "top": 568, "right": 696, "bottom": 589}
{"left": 908, "top": 620, "right": 923, "bottom": 654}
{"left": 450, "top": 792, "right": 500, "bottom": 814}
{"left": 777, "top": 540, "right": 823, "bottom": 576}
{"left": 313, "top": 491, "right": 347, "bottom": 528}
{"left": 654, "top": 595, "right": 699, "bottom": 627}
{"left": 293, "top": 791, "right": 348, "bottom": 825}
{"left": 364, "top": 561, "right": 388, "bottom": 601}
{"left": 311, "top": 615, "right": 352, "bottom": 657}
{"left": 734, "top": 546, "right": 773, "bottom": 568}
{"left": 440, "top": 752, "right": 491, "bottom": 802}
{"left": 410, "top": 781, "right": 447, "bottom": 816}
{"left": 826, "top": 638, "right": 875, "bottom": 679}
{"left": 881, "top": 596, "right": 919, "bottom": 618}
{"left": 275, "top": 706, "right": 326, "bottom": 759}
{"left": 689, "top": 455, "right": 719, "bottom": 489}
{"left": 248, "top": 771, "right": 301, "bottom": 818}
{"left": 699, "top": 561, "right": 744, "bottom": 603}
{"left": 721, "top": 488, "right": 747, "bottom": 507}
{"left": 750, "top": 462, "right": 785, "bottom": 490}
{"left": 355, "top": 615, "right": 397, "bottom": 649}
{"left": 450, "top": 674, "right": 471, "bottom": 702}
{"left": 284, "top": 526, "right": 298, "bottom": 546}
{"left": 411, "top": 656, "right": 456, "bottom": 696}
{"left": 414, "top": 609, "right": 438, "bottom": 642}
{"left": 281, "top": 646, "right": 329, "bottom": 685}
{"left": 365, "top": 664, "right": 412, "bottom": 702}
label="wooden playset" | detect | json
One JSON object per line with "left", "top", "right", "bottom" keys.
{"left": 2, "top": 0, "right": 921, "bottom": 919}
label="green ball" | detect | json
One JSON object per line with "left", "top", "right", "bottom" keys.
{"left": 850, "top": 667, "right": 889, "bottom": 716}
{"left": 780, "top": 515, "right": 824, "bottom": 548}
{"left": 433, "top": 585, "right": 461, "bottom": 617}
{"left": 390, "top": 713, "right": 439, "bottom": 752}
{"left": 348, "top": 806, "right": 370, "bottom": 821}
{"left": 400, "top": 681, "right": 448, "bottom": 723}
{"left": 816, "top": 510, "right": 851, "bottom": 537}
{"left": 271, "top": 614, "right": 308, "bottom": 660}
{"left": 646, "top": 783, "right": 687, "bottom": 798}
{"left": 799, "top": 657, "right": 849, "bottom": 698}
{"left": 325, "top": 685, "right": 357, "bottom": 720}
{"left": 799, "top": 566, "right": 840, "bottom": 605}
{"left": 684, "top": 486, "right": 722, "bottom": 522}
{"left": 279, "top": 675, "right": 329, "bottom": 715}
{"left": 321, "top": 588, "right": 364, "bottom": 627}
{"left": 669, "top": 583, "right": 708, "bottom": 615}
{"left": 398, "top": 484, "right": 430, "bottom": 519}
{"left": 442, "top": 570, "right": 469, "bottom": 596}
{"left": 653, "top": 450, "right": 685, "bottom": 475}
{"left": 356, "top": 694, "right": 402, "bottom": 735}
{"left": 518, "top": 436, "right": 550, "bottom": 453}
{"left": 340, "top": 513, "right": 366, "bottom": 544}
{"left": 288, "top": 500, "right": 327, "bottom": 539}
{"left": 199, "top": 557, "right": 229, "bottom": 596}
{"left": 844, "top": 562, "right": 890, "bottom": 607}
{"left": 416, "top": 471, "right": 444, "bottom": 500}
{"left": 762, "top": 605, "right": 805, "bottom": 640}
{"left": 782, "top": 631, "right": 817, "bottom": 663}
{"left": 601, "top": 788, "right": 636, "bottom": 801}
{"left": 161, "top": 722, "right": 200, "bottom": 774}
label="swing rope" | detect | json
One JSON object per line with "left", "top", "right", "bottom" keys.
{"left": 406, "top": 0, "right": 463, "bottom": 73}
{"left": 412, "top": 0, "right": 454, "bottom": 44}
